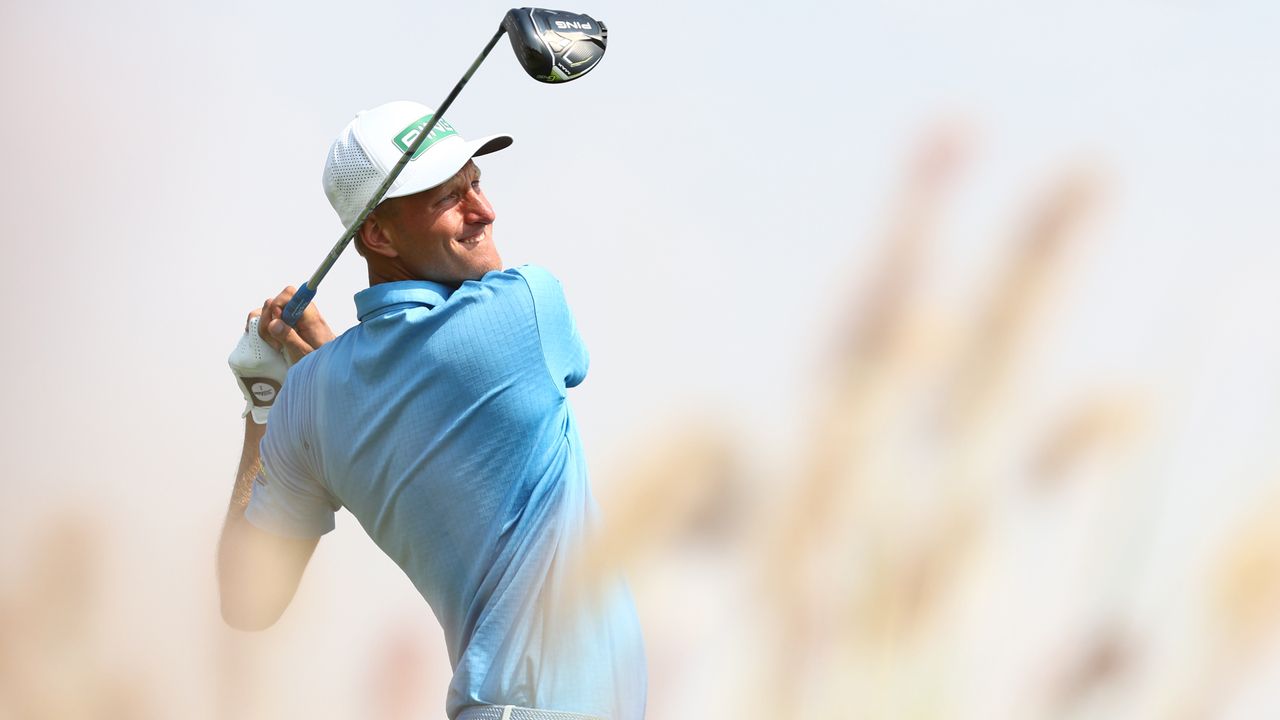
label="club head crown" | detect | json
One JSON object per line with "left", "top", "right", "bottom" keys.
{"left": 502, "top": 7, "right": 607, "bottom": 83}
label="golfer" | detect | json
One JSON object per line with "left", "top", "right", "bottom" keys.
{"left": 220, "top": 101, "right": 647, "bottom": 720}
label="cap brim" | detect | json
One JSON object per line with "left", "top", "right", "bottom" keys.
{"left": 385, "top": 133, "right": 513, "bottom": 201}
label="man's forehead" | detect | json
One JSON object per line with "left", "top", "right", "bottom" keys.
{"left": 433, "top": 161, "right": 481, "bottom": 191}
{"left": 382, "top": 161, "right": 482, "bottom": 213}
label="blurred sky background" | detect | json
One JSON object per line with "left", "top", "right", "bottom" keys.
{"left": 1, "top": 0, "right": 1279, "bottom": 718}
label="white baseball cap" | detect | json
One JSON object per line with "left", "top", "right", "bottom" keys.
{"left": 322, "top": 100, "right": 513, "bottom": 228}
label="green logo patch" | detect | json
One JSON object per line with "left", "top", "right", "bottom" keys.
{"left": 393, "top": 114, "right": 458, "bottom": 159}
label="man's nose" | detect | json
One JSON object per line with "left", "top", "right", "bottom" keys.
{"left": 463, "top": 189, "right": 496, "bottom": 224}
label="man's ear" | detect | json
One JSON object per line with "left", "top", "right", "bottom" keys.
{"left": 359, "top": 212, "right": 399, "bottom": 259}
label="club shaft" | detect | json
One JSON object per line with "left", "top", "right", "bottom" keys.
{"left": 285, "top": 25, "right": 507, "bottom": 326}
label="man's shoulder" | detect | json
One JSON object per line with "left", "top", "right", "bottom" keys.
{"left": 470, "top": 264, "right": 561, "bottom": 294}
{"left": 498, "top": 265, "right": 570, "bottom": 308}
{"left": 453, "top": 265, "right": 567, "bottom": 319}
{"left": 507, "top": 264, "right": 559, "bottom": 287}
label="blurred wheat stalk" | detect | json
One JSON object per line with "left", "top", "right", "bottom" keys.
{"left": 590, "top": 127, "right": 1280, "bottom": 720}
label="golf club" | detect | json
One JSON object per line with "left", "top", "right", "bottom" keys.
{"left": 281, "top": 7, "right": 608, "bottom": 327}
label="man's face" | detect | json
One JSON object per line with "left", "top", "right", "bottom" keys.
{"left": 373, "top": 161, "right": 501, "bottom": 284}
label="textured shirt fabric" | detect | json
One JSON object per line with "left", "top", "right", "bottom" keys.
{"left": 245, "top": 265, "right": 646, "bottom": 720}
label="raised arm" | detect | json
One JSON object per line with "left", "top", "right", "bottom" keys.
{"left": 218, "top": 289, "right": 335, "bottom": 631}
{"left": 218, "top": 417, "right": 320, "bottom": 630}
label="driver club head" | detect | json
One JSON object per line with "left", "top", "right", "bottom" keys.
{"left": 502, "top": 7, "right": 608, "bottom": 83}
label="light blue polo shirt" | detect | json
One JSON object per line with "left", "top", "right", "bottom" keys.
{"left": 246, "top": 265, "right": 646, "bottom": 720}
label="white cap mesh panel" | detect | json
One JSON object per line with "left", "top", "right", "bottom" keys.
{"left": 323, "top": 129, "right": 384, "bottom": 228}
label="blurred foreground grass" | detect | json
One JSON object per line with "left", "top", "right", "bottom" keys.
{"left": 3, "top": 128, "right": 1278, "bottom": 720}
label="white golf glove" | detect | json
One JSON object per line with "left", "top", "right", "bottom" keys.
{"left": 228, "top": 316, "right": 290, "bottom": 424}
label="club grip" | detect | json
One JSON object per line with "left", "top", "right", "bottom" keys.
{"left": 281, "top": 282, "right": 317, "bottom": 328}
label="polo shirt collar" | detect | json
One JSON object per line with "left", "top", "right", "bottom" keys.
{"left": 355, "top": 280, "right": 455, "bottom": 322}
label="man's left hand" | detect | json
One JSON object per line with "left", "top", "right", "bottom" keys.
{"left": 227, "top": 289, "right": 335, "bottom": 425}
{"left": 229, "top": 313, "right": 290, "bottom": 425}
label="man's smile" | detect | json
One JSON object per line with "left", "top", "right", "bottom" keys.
{"left": 456, "top": 229, "right": 487, "bottom": 248}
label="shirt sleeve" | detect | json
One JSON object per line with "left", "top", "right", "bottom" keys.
{"left": 244, "top": 372, "right": 340, "bottom": 538}
{"left": 515, "top": 265, "right": 590, "bottom": 390}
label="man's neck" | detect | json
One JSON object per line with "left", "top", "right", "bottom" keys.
{"left": 367, "top": 257, "right": 416, "bottom": 286}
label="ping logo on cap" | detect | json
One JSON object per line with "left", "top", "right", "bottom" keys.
{"left": 394, "top": 114, "right": 459, "bottom": 160}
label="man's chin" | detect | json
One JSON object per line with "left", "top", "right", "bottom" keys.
{"left": 456, "top": 258, "right": 504, "bottom": 283}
